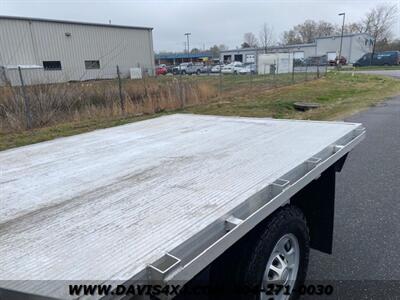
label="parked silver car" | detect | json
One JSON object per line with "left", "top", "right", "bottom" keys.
{"left": 211, "top": 64, "right": 224, "bottom": 73}
{"left": 239, "top": 64, "right": 257, "bottom": 75}
{"left": 221, "top": 62, "right": 243, "bottom": 74}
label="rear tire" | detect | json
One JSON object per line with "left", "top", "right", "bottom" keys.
{"left": 210, "top": 205, "right": 310, "bottom": 300}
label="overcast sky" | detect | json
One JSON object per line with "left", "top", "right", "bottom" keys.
{"left": 1, "top": 0, "right": 399, "bottom": 52}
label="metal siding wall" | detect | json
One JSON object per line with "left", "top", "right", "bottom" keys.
{"left": 349, "top": 34, "right": 373, "bottom": 63}
{"left": 222, "top": 47, "right": 317, "bottom": 63}
{"left": 0, "top": 18, "right": 154, "bottom": 84}
{"left": 302, "top": 47, "right": 316, "bottom": 58}
{"left": 315, "top": 37, "right": 345, "bottom": 57}
{"left": 315, "top": 35, "right": 372, "bottom": 63}
{"left": 148, "top": 30, "right": 155, "bottom": 75}
{"left": 0, "top": 19, "right": 37, "bottom": 66}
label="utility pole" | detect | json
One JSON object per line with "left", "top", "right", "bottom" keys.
{"left": 185, "top": 32, "right": 191, "bottom": 62}
{"left": 338, "top": 12, "right": 345, "bottom": 68}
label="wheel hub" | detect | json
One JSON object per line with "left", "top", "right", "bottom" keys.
{"left": 281, "top": 269, "right": 289, "bottom": 284}
{"left": 261, "top": 234, "right": 300, "bottom": 300}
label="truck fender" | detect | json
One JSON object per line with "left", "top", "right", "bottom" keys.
{"left": 290, "top": 154, "right": 348, "bottom": 254}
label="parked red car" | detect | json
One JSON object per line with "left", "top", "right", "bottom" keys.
{"left": 156, "top": 66, "right": 167, "bottom": 76}
{"left": 329, "top": 56, "right": 347, "bottom": 66}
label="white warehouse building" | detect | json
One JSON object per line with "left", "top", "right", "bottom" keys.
{"left": 220, "top": 33, "right": 374, "bottom": 65}
{"left": 0, "top": 16, "right": 155, "bottom": 85}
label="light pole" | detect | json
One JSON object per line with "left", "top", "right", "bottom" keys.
{"left": 184, "top": 33, "right": 191, "bottom": 62}
{"left": 338, "top": 12, "right": 345, "bottom": 67}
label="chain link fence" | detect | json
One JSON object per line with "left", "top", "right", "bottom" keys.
{"left": 0, "top": 59, "right": 328, "bottom": 132}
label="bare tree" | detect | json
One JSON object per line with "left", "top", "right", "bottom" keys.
{"left": 316, "top": 21, "right": 339, "bottom": 37}
{"left": 280, "top": 3, "right": 397, "bottom": 52}
{"left": 259, "top": 23, "right": 274, "bottom": 53}
{"left": 295, "top": 20, "right": 317, "bottom": 43}
{"left": 362, "top": 4, "right": 398, "bottom": 55}
{"left": 190, "top": 48, "right": 200, "bottom": 54}
{"left": 344, "top": 22, "right": 364, "bottom": 34}
{"left": 209, "top": 45, "right": 220, "bottom": 58}
{"left": 209, "top": 44, "right": 229, "bottom": 58}
{"left": 243, "top": 32, "right": 258, "bottom": 48}
{"left": 283, "top": 20, "right": 339, "bottom": 44}
{"left": 281, "top": 29, "right": 302, "bottom": 45}
{"left": 218, "top": 44, "right": 228, "bottom": 51}
{"left": 376, "top": 38, "right": 400, "bottom": 51}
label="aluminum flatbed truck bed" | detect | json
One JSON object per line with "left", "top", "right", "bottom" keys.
{"left": 0, "top": 114, "right": 364, "bottom": 300}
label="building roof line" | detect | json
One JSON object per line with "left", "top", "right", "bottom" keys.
{"left": 155, "top": 52, "right": 213, "bottom": 59}
{"left": 220, "top": 33, "right": 373, "bottom": 53}
{"left": 0, "top": 15, "right": 153, "bottom": 30}
{"left": 220, "top": 43, "right": 316, "bottom": 53}
{"left": 315, "top": 32, "right": 372, "bottom": 40}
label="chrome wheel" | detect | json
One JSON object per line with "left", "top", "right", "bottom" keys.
{"left": 260, "top": 233, "right": 300, "bottom": 300}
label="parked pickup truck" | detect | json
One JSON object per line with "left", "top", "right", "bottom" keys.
{"left": 186, "top": 63, "right": 206, "bottom": 75}
{"left": 0, "top": 114, "right": 364, "bottom": 300}
{"left": 172, "top": 62, "right": 190, "bottom": 75}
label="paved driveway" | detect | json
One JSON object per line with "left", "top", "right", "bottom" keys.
{"left": 305, "top": 96, "right": 400, "bottom": 299}
{"left": 351, "top": 69, "right": 400, "bottom": 78}
{"left": 179, "top": 71, "right": 400, "bottom": 300}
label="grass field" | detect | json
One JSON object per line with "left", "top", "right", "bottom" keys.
{"left": 1, "top": 72, "right": 399, "bottom": 151}
{"left": 187, "top": 72, "right": 400, "bottom": 120}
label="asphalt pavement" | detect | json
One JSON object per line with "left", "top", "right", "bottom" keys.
{"left": 306, "top": 95, "right": 400, "bottom": 298}
{"left": 173, "top": 70, "right": 400, "bottom": 300}
{"left": 180, "top": 94, "right": 400, "bottom": 300}
{"left": 351, "top": 69, "right": 400, "bottom": 78}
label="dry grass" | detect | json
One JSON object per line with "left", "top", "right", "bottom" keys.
{"left": 187, "top": 72, "right": 400, "bottom": 120}
{"left": 0, "top": 77, "right": 217, "bottom": 132}
{"left": 1, "top": 72, "right": 399, "bottom": 151}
